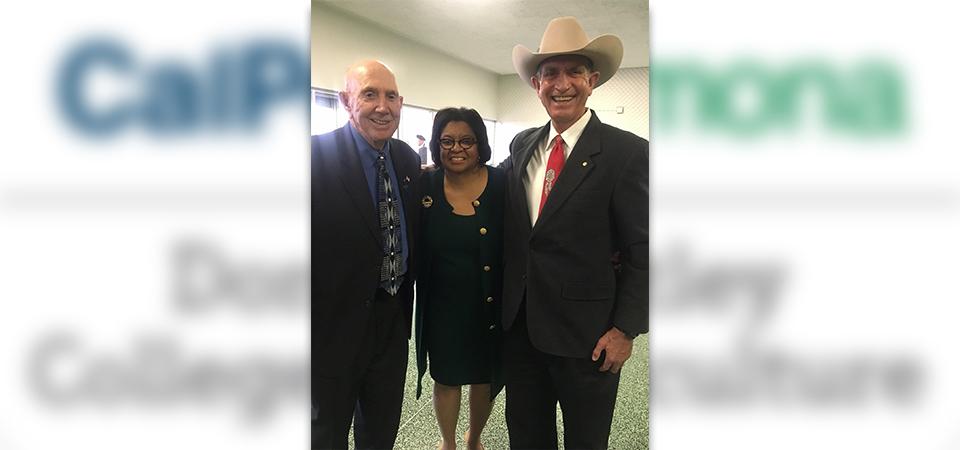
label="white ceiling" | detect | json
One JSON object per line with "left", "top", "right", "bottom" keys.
{"left": 318, "top": 0, "right": 649, "bottom": 75}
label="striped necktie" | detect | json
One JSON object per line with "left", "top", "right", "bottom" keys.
{"left": 376, "top": 150, "right": 403, "bottom": 295}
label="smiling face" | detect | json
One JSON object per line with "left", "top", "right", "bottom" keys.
{"left": 532, "top": 55, "right": 599, "bottom": 133}
{"left": 339, "top": 61, "right": 403, "bottom": 149}
{"left": 438, "top": 121, "right": 479, "bottom": 174}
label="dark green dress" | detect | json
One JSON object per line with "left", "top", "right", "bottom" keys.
{"left": 416, "top": 166, "right": 504, "bottom": 398}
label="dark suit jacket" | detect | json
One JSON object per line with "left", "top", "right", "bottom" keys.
{"left": 418, "top": 146, "right": 428, "bottom": 165}
{"left": 312, "top": 125, "right": 421, "bottom": 377}
{"left": 502, "top": 111, "right": 649, "bottom": 358}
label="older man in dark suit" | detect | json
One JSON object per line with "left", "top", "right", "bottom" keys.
{"left": 311, "top": 60, "right": 420, "bottom": 450}
{"left": 501, "top": 17, "right": 649, "bottom": 449}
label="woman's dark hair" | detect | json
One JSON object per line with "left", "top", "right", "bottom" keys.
{"left": 430, "top": 107, "right": 492, "bottom": 169}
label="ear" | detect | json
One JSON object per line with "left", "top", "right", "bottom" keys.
{"left": 588, "top": 71, "right": 600, "bottom": 88}
{"left": 531, "top": 75, "right": 541, "bottom": 92}
{"left": 398, "top": 94, "right": 404, "bottom": 109}
{"left": 338, "top": 91, "right": 350, "bottom": 109}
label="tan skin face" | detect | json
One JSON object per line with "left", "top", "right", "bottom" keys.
{"left": 438, "top": 121, "right": 481, "bottom": 175}
{"left": 339, "top": 61, "right": 403, "bottom": 149}
{"left": 531, "top": 55, "right": 600, "bottom": 133}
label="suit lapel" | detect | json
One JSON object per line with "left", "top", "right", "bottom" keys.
{"left": 532, "top": 112, "right": 602, "bottom": 234}
{"left": 389, "top": 140, "right": 417, "bottom": 250}
{"left": 511, "top": 125, "right": 549, "bottom": 233}
{"left": 333, "top": 126, "right": 382, "bottom": 245}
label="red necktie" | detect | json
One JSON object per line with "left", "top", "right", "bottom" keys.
{"left": 539, "top": 135, "right": 566, "bottom": 214}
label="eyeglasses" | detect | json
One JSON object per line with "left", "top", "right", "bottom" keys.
{"left": 438, "top": 137, "right": 477, "bottom": 150}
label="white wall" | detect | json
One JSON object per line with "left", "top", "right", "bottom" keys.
{"left": 312, "top": 3, "right": 499, "bottom": 119}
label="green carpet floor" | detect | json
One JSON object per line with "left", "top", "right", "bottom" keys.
{"left": 350, "top": 334, "right": 648, "bottom": 449}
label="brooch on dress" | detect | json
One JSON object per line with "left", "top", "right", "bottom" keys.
{"left": 421, "top": 195, "right": 433, "bottom": 208}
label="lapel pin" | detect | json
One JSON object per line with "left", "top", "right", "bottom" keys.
{"left": 581, "top": 161, "right": 588, "bottom": 167}
{"left": 421, "top": 195, "right": 433, "bottom": 208}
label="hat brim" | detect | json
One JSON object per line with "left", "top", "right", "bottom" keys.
{"left": 512, "top": 34, "right": 623, "bottom": 89}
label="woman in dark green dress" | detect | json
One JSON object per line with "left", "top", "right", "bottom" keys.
{"left": 416, "top": 107, "right": 504, "bottom": 450}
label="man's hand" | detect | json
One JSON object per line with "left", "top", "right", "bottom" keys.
{"left": 591, "top": 327, "right": 633, "bottom": 373}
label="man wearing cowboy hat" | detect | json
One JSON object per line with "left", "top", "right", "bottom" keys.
{"left": 500, "top": 16, "right": 648, "bottom": 449}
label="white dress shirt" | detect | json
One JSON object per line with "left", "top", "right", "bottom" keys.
{"left": 524, "top": 109, "right": 593, "bottom": 225}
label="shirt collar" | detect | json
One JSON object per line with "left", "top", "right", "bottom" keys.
{"left": 347, "top": 120, "right": 390, "bottom": 155}
{"left": 547, "top": 109, "right": 592, "bottom": 152}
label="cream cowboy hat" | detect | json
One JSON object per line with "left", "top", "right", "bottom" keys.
{"left": 512, "top": 16, "right": 624, "bottom": 89}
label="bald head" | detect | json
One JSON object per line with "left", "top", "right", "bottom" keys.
{"left": 344, "top": 60, "right": 395, "bottom": 90}
{"left": 339, "top": 60, "right": 403, "bottom": 150}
